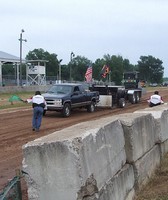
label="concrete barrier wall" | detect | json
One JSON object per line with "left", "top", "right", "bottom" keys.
{"left": 134, "top": 104, "right": 168, "bottom": 159}
{"left": 134, "top": 104, "right": 168, "bottom": 143}
{"left": 22, "top": 104, "right": 168, "bottom": 200}
{"left": 118, "top": 113, "right": 156, "bottom": 163}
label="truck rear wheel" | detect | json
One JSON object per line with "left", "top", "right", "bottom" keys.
{"left": 129, "top": 94, "right": 136, "bottom": 104}
{"left": 135, "top": 92, "right": 140, "bottom": 103}
{"left": 62, "top": 103, "right": 71, "bottom": 117}
{"left": 118, "top": 98, "right": 126, "bottom": 108}
{"left": 87, "top": 101, "right": 95, "bottom": 113}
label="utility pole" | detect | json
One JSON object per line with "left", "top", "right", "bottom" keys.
{"left": 58, "top": 59, "right": 63, "bottom": 83}
{"left": 70, "top": 52, "right": 75, "bottom": 82}
{"left": 19, "top": 29, "right": 27, "bottom": 86}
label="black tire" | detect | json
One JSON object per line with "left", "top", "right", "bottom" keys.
{"left": 129, "top": 94, "right": 136, "bottom": 104}
{"left": 118, "top": 98, "right": 126, "bottom": 108}
{"left": 135, "top": 92, "right": 140, "bottom": 103}
{"left": 62, "top": 103, "right": 71, "bottom": 117}
{"left": 87, "top": 101, "right": 95, "bottom": 113}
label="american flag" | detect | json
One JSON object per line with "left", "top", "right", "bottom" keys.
{"left": 85, "top": 66, "right": 92, "bottom": 82}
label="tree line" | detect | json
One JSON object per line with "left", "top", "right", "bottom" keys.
{"left": 2, "top": 48, "right": 165, "bottom": 85}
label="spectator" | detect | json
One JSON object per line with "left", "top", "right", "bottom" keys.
{"left": 147, "top": 91, "right": 164, "bottom": 107}
{"left": 31, "top": 91, "right": 46, "bottom": 132}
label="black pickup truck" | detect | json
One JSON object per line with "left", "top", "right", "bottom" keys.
{"left": 42, "top": 83, "right": 99, "bottom": 117}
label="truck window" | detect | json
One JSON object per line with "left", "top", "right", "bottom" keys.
{"left": 74, "top": 86, "right": 80, "bottom": 92}
{"left": 79, "top": 85, "right": 85, "bottom": 93}
{"left": 47, "top": 85, "right": 72, "bottom": 94}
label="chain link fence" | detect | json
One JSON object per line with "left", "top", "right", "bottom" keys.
{"left": 1, "top": 75, "right": 57, "bottom": 86}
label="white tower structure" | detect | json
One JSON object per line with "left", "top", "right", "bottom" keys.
{"left": 26, "top": 60, "right": 48, "bottom": 85}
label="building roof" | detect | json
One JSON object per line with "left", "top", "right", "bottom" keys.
{"left": 0, "top": 51, "right": 20, "bottom": 63}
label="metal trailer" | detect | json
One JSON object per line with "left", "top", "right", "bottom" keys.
{"left": 89, "top": 84, "right": 142, "bottom": 108}
{"left": 89, "top": 71, "right": 143, "bottom": 108}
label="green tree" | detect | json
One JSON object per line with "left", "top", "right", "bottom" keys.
{"left": 94, "top": 55, "right": 131, "bottom": 85}
{"left": 69, "top": 56, "right": 91, "bottom": 81}
{"left": 93, "top": 58, "right": 106, "bottom": 81}
{"left": 138, "top": 55, "right": 164, "bottom": 83}
{"left": 2, "top": 64, "right": 14, "bottom": 75}
{"left": 61, "top": 64, "right": 69, "bottom": 81}
{"left": 24, "top": 49, "right": 164, "bottom": 85}
{"left": 110, "top": 55, "right": 124, "bottom": 85}
{"left": 123, "top": 59, "right": 136, "bottom": 72}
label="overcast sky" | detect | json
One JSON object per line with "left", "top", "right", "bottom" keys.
{"left": 1, "top": 0, "right": 168, "bottom": 76}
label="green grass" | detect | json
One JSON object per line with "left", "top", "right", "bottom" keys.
{"left": 0, "top": 91, "right": 34, "bottom": 110}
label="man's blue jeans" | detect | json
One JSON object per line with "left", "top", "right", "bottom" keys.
{"left": 32, "top": 106, "right": 44, "bottom": 130}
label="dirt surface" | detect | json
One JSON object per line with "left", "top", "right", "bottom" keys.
{"left": 0, "top": 88, "right": 168, "bottom": 199}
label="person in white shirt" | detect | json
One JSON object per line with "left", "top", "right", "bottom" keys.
{"left": 148, "top": 91, "right": 164, "bottom": 107}
{"left": 31, "top": 91, "right": 46, "bottom": 132}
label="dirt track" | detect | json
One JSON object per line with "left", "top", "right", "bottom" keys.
{"left": 0, "top": 88, "right": 168, "bottom": 199}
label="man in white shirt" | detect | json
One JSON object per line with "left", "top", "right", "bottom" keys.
{"left": 31, "top": 91, "right": 46, "bottom": 132}
{"left": 148, "top": 91, "right": 164, "bottom": 107}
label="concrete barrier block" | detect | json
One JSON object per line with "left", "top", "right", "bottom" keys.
{"left": 134, "top": 106, "right": 168, "bottom": 143}
{"left": 133, "top": 145, "right": 160, "bottom": 190}
{"left": 98, "top": 164, "right": 135, "bottom": 200}
{"left": 118, "top": 113, "right": 156, "bottom": 163}
{"left": 125, "top": 188, "right": 135, "bottom": 200}
{"left": 22, "top": 117, "right": 126, "bottom": 200}
{"left": 159, "top": 139, "right": 168, "bottom": 158}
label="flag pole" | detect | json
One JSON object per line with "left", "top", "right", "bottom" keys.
{"left": 108, "top": 71, "right": 111, "bottom": 84}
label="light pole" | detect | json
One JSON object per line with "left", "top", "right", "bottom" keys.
{"left": 19, "top": 29, "right": 27, "bottom": 86}
{"left": 70, "top": 52, "right": 75, "bottom": 82}
{"left": 13, "top": 63, "right": 17, "bottom": 85}
{"left": 58, "top": 59, "right": 62, "bottom": 83}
